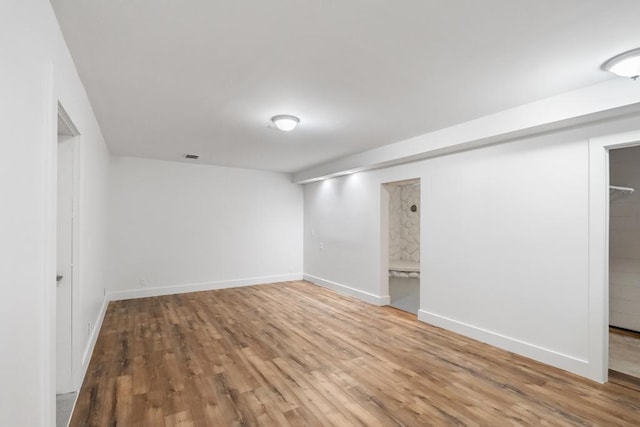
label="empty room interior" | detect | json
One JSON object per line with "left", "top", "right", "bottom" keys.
{"left": 6, "top": 1, "right": 640, "bottom": 426}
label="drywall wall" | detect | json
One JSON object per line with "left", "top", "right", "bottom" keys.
{"left": 107, "top": 157, "right": 303, "bottom": 297}
{"left": 609, "top": 146, "right": 640, "bottom": 332}
{"left": 0, "top": 1, "right": 110, "bottom": 426}
{"left": 304, "top": 113, "right": 640, "bottom": 380}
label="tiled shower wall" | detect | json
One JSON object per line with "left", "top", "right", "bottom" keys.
{"left": 388, "top": 183, "right": 420, "bottom": 263}
{"left": 610, "top": 146, "right": 640, "bottom": 332}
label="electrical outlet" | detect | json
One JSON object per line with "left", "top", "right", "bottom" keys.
{"left": 140, "top": 279, "right": 147, "bottom": 286}
{"left": 87, "top": 322, "right": 91, "bottom": 336}
{"left": 103, "top": 288, "right": 106, "bottom": 296}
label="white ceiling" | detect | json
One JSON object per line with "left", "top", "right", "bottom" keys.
{"left": 50, "top": 0, "right": 640, "bottom": 173}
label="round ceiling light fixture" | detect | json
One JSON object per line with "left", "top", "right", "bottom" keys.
{"left": 271, "top": 114, "right": 300, "bottom": 132}
{"left": 603, "top": 48, "right": 640, "bottom": 80}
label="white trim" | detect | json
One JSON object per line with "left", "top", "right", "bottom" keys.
{"left": 379, "top": 184, "right": 390, "bottom": 298}
{"left": 55, "top": 102, "right": 82, "bottom": 395}
{"left": 303, "top": 274, "right": 391, "bottom": 306}
{"left": 42, "top": 62, "right": 57, "bottom": 427}
{"left": 588, "top": 129, "right": 640, "bottom": 383}
{"left": 70, "top": 135, "right": 83, "bottom": 390}
{"left": 418, "top": 310, "right": 591, "bottom": 377}
{"left": 66, "top": 296, "right": 108, "bottom": 427}
{"left": 108, "top": 274, "right": 304, "bottom": 301}
{"left": 57, "top": 102, "right": 80, "bottom": 137}
{"left": 80, "top": 298, "right": 109, "bottom": 380}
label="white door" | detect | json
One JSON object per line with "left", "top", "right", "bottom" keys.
{"left": 56, "top": 136, "right": 74, "bottom": 393}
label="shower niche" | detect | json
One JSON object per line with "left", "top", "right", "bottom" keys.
{"left": 384, "top": 179, "right": 420, "bottom": 314}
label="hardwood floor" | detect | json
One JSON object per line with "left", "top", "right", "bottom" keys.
{"left": 609, "top": 326, "right": 640, "bottom": 389}
{"left": 71, "top": 281, "right": 640, "bottom": 426}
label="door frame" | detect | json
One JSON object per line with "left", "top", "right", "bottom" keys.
{"left": 43, "top": 65, "right": 56, "bottom": 427}
{"left": 43, "top": 84, "right": 82, "bottom": 424}
{"left": 588, "top": 129, "right": 640, "bottom": 382}
{"left": 380, "top": 184, "right": 390, "bottom": 299}
{"left": 56, "top": 102, "right": 81, "bottom": 394}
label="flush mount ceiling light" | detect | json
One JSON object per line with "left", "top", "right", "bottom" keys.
{"left": 603, "top": 48, "right": 640, "bottom": 80}
{"left": 271, "top": 114, "right": 300, "bottom": 132}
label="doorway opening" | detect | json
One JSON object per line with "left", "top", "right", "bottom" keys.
{"left": 608, "top": 145, "right": 640, "bottom": 388}
{"left": 382, "top": 179, "right": 421, "bottom": 314}
{"left": 56, "top": 103, "right": 80, "bottom": 426}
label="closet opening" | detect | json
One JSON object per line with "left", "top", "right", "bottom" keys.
{"left": 382, "top": 179, "right": 421, "bottom": 314}
{"left": 608, "top": 145, "right": 640, "bottom": 387}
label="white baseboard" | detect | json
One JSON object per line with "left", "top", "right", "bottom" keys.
{"left": 78, "top": 296, "right": 109, "bottom": 387}
{"left": 418, "top": 309, "right": 592, "bottom": 379}
{"left": 303, "top": 274, "right": 390, "bottom": 306}
{"left": 70, "top": 297, "right": 108, "bottom": 425}
{"left": 108, "top": 274, "right": 304, "bottom": 301}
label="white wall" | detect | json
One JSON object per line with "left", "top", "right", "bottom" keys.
{"left": 304, "top": 114, "right": 640, "bottom": 380}
{"left": 1, "top": 10, "right": 636, "bottom": 427}
{"left": 107, "top": 157, "right": 303, "bottom": 297}
{"left": 0, "top": 1, "right": 110, "bottom": 425}
{"left": 609, "top": 146, "right": 640, "bottom": 332}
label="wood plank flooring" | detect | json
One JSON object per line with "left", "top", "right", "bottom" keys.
{"left": 71, "top": 281, "right": 640, "bottom": 426}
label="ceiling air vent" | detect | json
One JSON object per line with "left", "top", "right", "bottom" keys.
{"left": 184, "top": 154, "right": 200, "bottom": 160}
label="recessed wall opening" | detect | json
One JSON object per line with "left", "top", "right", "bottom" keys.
{"left": 608, "top": 145, "right": 640, "bottom": 385}
{"left": 382, "top": 179, "right": 420, "bottom": 314}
